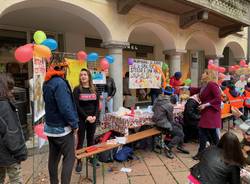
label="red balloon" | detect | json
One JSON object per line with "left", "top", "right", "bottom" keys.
{"left": 228, "top": 66, "right": 236, "bottom": 72}
{"left": 240, "top": 60, "right": 246, "bottom": 67}
{"left": 244, "top": 64, "right": 249, "bottom": 68}
{"left": 234, "top": 65, "right": 240, "bottom": 69}
{"left": 218, "top": 67, "right": 226, "bottom": 73}
{"left": 100, "top": 58, "right": 109, "bottom": 71}
{"left": 14, "top": 44, "right": 33, "bottom": 63}
{"left": 77, "top": 51, "right": 87, "bottom": 60}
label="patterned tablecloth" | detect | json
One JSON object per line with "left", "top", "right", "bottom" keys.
{"left": 101, "top": 105, "right": 184, "bottom": 135}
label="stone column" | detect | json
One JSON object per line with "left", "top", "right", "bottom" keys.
{"left": 163, "top": 49, "right": 186, "bottom": 76}
{"left": 101, "top": 41, "right": 129, "bottom": 111}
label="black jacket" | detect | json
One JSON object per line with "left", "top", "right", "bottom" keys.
{"left": 0, "top": 98, "right": 28, "bottom": 166}
{"left": 191, "top": 146, "right": 241, "bottom": 184}
{"left": 106, "top": 77, "right": 116, "bottom": 97}
{"left": 184, "top": 98, "right": 200, "bottom": 126}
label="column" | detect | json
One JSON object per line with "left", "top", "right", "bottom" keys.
{"left": 163, "top": 49, "right": 186, "bottom": 76}
{"left": 101, "top": 41, "right": 129, "bottom": 111}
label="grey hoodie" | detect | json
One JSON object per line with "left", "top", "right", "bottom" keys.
{"left": 152, "top": 95, "right": 173, "bottom": 130}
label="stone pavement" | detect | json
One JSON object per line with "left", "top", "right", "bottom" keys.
{"left": 18, "top": 127, "right": 241, "bottom": 184}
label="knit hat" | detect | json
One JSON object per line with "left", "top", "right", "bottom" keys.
{"left": 162, "top": 86, "right": 174, "bottom": 95}
{"left": 174, "top": 72, "right": 182, "bottom": 79}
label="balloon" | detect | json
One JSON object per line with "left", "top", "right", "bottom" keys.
{"left": 41, "top": 38, "right": 58, "bottom": 51}
{"left": 33, "top": 30, "right": 47, "bottom": 44}
{"left": 162, "top": 63, "right": 168, "bottom": 71}
{"left": 208, "top": 64, "right": 217, "bottom": 70}
{"left": 105, "top": 55, "right": 114, "bottom": 64}
{"left": 234, "top": 65, "right": 240, "bottom": 69}
{"left": 128, "top": 58, "right": 134, "bottom": 65}
{"left": 34, "top": 123, "right": 47, "bottom": 140}
{"left": 208, "top": 59, "right": 214, "bottom": 65}
{"left": 100, "top": 58, "right": 109, "bottom": 70}
{"left": 14, "top": 44, "right": 33, "bottom": 63}
{"left": 218, "top": 67, "right": 226, "bottom": 73}
{"left": 244, "top": 64, "right": 249, "bottom": 68}
{"left": 77, "top": 51, "right": 87, "bottom": 60}
{"left": 184, "top": 78, "right": 192, "bottom": 85}
{"left": 87, "top": 52, "right": 98, "bottom": 62}
{"left": 228, "top": 66, "right": 236, "bottom": 72}
{"left": 34, "top": 45, "right": 51, "bottom": 58}
{"left": 240, "top": 59, "right": 246, "bottom": 67}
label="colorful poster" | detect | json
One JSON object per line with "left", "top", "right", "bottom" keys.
{"left": 91, "top": 70, "right": 106, "bottom": 84}
{"left": 66, "top": 58, "right": 87, "bottom": 89}
{"left": 129, "top": 59, "right": 162, "bottom": 89}
{"left": 33, "top": 57, "right": 46, "bottom": 122}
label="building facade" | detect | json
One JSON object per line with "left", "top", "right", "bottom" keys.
{"left": 0, "top": 0, "right": 249, "bottom": 110}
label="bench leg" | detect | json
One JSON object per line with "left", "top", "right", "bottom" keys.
{"left": 86, "top": 157, "right": 89, "bottom": 178}
{"left": 92, "top": 155, "right": 97, "bottom": 184}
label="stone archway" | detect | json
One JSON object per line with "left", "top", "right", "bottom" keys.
{"left": 127, "top": 21, "right": 176, "bottom": 51}
{"left": 0, "top": 0, "right": 112, "bottom": 41}
{"left": 185, "top": 32, "right": 217, "bottom": 86}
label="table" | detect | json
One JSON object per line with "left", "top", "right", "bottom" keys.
{"left": 101, "top": 105, "right": 185, "bottom": 135}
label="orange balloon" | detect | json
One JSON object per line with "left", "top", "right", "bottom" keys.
{"left": 34, "top": 45, "right": 51, "bottom": 58}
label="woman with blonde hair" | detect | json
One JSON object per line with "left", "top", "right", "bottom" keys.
{"left": 73, "top": 68, "right": 99, "bottom": 172}
{"left": 193, "top": 69, "right": 221, "bottom": 160}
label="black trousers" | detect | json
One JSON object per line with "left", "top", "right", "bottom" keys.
{"left": 244, "top": 107, "right": 250, "bottom": 117}
{"left": 77, "top": 120, "right": 96, "bottom": 150}
{"left": 47, "top": 132, "right": 75, "bottom": 184}
{"left": 198, "top": 128, "right": 219, "bottom": 153}
{"left": 168, "top": 124, "right": 185, "bottom": 149}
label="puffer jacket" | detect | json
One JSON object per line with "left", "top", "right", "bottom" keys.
{"left": 191, "top": 146, "right": 241, "bottom": 184}
{"left": 0, "top": 98, "right": 28, "bottom": 166}
{"left": 184, "top": 98, "right": 200, "bottom": 126}
{"left": 152, "top": 95, "right": 173, "bottom": 130}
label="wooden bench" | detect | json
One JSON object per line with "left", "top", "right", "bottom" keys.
{"left": 221, "top": 113, "right": 233, "bottom": 131}
{"left": 75, "top": 127, "right": 161, "bottom": 184}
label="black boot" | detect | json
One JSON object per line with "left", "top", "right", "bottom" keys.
{"left": 177, "top": 146, "right": 190, "bottom": 154}
{"left": 75, "top": 160, "right": 82, "bottom": 173}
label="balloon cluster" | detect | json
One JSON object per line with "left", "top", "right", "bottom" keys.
{"left": 228, "top": 60, "right": 249, "bottom": 72}
{"left": 207, "top": 59, "right": 226, "bottom": 73}
{"left": 15, "top": 30, "right": 58, "bottom": 63}
{"left": 76, "top": 50, "right": 114, "bottom": 70}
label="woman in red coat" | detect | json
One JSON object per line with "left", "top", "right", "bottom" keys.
{"left": 193, "top": 69, "right": 221, "bottom": 160}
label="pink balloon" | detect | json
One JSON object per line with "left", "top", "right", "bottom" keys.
{"left": 218, "top": 67, "right": 226, "bottom": 73}
{"left": 208, "top": 59, "right": 214, "bottom": 65}
{"left": 240, "top": 59, "right": 246, "bottom": 67}
{"left": 14, "top": 44, "right": 33, "bottom": 63}
{"left": 34, "top": 123, "right": 47, "bottom": 140}
{"left": 100, "top": 58, "right": 109, "bottom": 70}
{"left": 208, "top": 64, "right": 213, "bottom": 70}
{"left": 77, "top": 51, "right": 87, "bottom": 60}
{"left": 244, "top": 64, "right": 249, "bottom": 68}
{"left": 228, "top": 66, "right": 235, "bottom": 72}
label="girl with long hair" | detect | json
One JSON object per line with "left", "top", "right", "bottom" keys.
{"left": 0, "top": 73, "right": 27, "bottom": 183}
{"left": 193, "top": 69, "right": 221, "bottom": 160}
{"left": 190, "top": 132, "right": 245, "bottom": 184}
{"left": 73, "top": 69, "right": 99, "bottom": 172}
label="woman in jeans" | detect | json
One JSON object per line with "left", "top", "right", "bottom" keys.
{"left": 193, "top": 69, "right": 221, "bottom": 160}
{"left": 73, "top": 68, "right": 99, "bottom": 172}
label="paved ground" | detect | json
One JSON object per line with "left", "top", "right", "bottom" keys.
{"left": 10, "top": 126, "right": 243, "bottom": 184}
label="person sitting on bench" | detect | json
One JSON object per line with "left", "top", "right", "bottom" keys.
{"left": 152, "top": 86, "right": 189, "bottom": 159}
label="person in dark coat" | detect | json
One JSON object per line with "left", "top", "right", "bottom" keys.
{"left": 0, "top": 73, "right": 27, "bottom": 184}
{"left": 193, "top": 69, "right": 221, "bottom": 160}
{"left": 189, "top": 132, "right": 245, "bottom": 184}
{"left": 183, "top": 94, "right": 201, "bottom": 142}
{"left": 152, "top": 86, "right": 189, "bottom": 159}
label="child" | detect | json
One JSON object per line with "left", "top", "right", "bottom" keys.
{"left": 152, "top": 86, "right": 189, "bottom": 159}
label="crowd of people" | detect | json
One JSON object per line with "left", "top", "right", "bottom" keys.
{"left": 1, "top": 62, "right": 250, "bottom": 184}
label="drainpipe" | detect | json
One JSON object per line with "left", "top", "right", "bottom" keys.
{"left": 248, "top": 27, "right": 250, "bottom": 63}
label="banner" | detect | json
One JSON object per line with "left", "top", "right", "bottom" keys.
{"left": 129, "top": 59, "right": 162, "bottom": 89}
{"left": 91, "top": 70, "right": 106, "bottom": 84}
{"left": 66, "top": 58, "right": 87, "bottom": 89}
{"left": 33, "top": 57, "right": 46, "bottom": 122}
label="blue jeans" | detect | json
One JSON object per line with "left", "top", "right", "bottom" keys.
{"left": 100, "top": 92, "right": 113, "bottom": 121}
